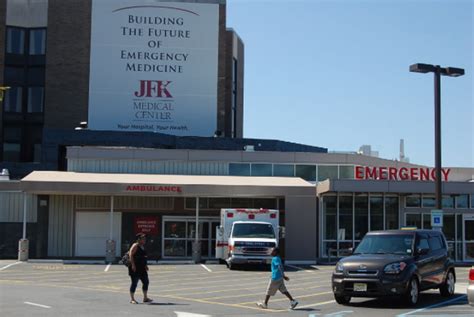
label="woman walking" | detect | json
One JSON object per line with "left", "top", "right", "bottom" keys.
{"left": 129, "top": 233, "right": 153, "bottom": 304}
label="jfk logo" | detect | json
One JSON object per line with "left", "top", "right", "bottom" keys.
{"left": 134, "top": 80, "right": 173, "bottom": 98}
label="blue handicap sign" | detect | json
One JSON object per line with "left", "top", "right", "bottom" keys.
{"left": 431, "top": 210, "right": 443, "bottom": 227}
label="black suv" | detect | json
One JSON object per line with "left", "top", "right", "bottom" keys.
{"left": 332, "top": 230, "right": 455, "bottom": 306}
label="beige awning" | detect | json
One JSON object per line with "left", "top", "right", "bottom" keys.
{"left": 21, "top": 171, "right": 315, "bottom": 197}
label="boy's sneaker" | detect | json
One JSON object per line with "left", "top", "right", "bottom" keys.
{"left": 290, "top": 300, "right": 298, "bottom": 309}
{"left": 256, "top": 302, "right": 267, "bottom": 309}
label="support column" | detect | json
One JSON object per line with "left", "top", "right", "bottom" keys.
{"left": 192, "top": 197, "right": 201, "bottom": 263}
{"left": 105, "top": 196, "right": 116, "bottom": 263}
{"left": 18, "top": 193, "right": 29, "bottom": 261}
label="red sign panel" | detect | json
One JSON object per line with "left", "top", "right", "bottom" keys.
{"left": 134, "top": 216, "right": 159, "bottom": 235}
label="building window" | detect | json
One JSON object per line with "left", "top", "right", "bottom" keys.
{"left": 338, "top": 196, "right": 353, "bottom": 242}
{"left": 251, "top": 164, "right": 272, "bottom": 176}
{"left": 3, "top": 143, "right": 21, "bottom": 162}
{"left": 339, "top": 165, "right": 354, "bottom": 179}
{"left": 29, "top": 29, "right": 46, "bottom": 55}
{"left": 323, "top": 196, "right": 337, "bottom": 241}
{"left": 422, "top": 196, "right": 436, "bottom": 208}
{"left": 185, "top": 198, "right": 209, "bottom": 209}
{"left": 3, "top": 127, "right": 22, "bottom": 141}
{"left": 370, "top": 196, "right": 383, "bottom": 231}
{"left": 27, "top": 87, "right": 44, "bottom": 113}
{"left": 354, "top": 195, "right": 368, "bottom": 240}
{"left": 443, "top": 214, "right": 455, "bottom": 241}
{"left": 253, "top": 198, "right": 277, "bottom": 209}
{"left": 273, "top": 164, "right": 294, "bottom": 177}
{"left": 405, "top": 213, "right": 421, "bottom": 229}
{"left": 471, "top": 195, "right": 474, "bottom": 209}
{"left": 4, "top": 67, "right": 25, "bottom": 83}
{"left": 385, "top": 196, "right": 399, "bottom": 229}
{"left": 229, "top": 163, "right": 250, "bottom": 176}
{"left": 6, "top": 27, "right": 25, "bottom": 54}
{"left": 423, "top": 214, "right": 432, "bottom": 229}
{"left": 231, "top": 197, "right": 253, "bottom": 208}
{"left": 33, "top": 143, "right": 42, "bottom": 163}
{"left": 455, "top": 194, "right": 469, "bottom": 209}
{"left": 442, "top": 195, "right": 454, "bottom": 208}
{"left": 3, "top": 87, "right": 23, "bottom": 112}
{"left": 208, "top": 198, "right": 231, "bottom": 209}
{"left": 28, "top": 68, "right": 45, "bottom": 85}
{"left": 318, "top": 165, "right": 338, "bottom": 181}
{"left": 296, "top": 165, "right": 316, "bottom": 181}
{"left": 406, "top": 194, "right": 421, "bottom": 208}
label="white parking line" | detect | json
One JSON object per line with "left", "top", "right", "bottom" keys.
{"left": 285, "top": 264, "right": 312, "bottom": 272}
{"left": 104, "top": 264, "right": 111, "bottom": 272}
{"left": 24, "top": 301, "right": 51, "bottom": 309}
{"left": 326, "top": 310, "right": 354, "bottom": 316}
{"left": 0, "top": 261, "right": 22, "bottom": 271}
{"left": 175, "top": 311, "right": 211, "bottom": 317}
{"left": 200, "top": 264, "right": 212, "bottom": 272}
{"left": 396, "top": 295, "right": 467, "bottom": 316}
{"left": 296, "top": 299, "right": 336, "bottom": 309}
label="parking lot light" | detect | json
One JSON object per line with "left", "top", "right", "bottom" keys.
{"left": 409, "top": 63, "right": 465, "bottom": 210}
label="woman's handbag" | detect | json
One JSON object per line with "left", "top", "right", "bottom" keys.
{"left": 121, "top": 252, "right": 131, "bottom": 267}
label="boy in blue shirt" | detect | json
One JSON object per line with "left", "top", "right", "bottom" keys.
{"left": 257, "top": 247, "right": 298, "bottom": 309}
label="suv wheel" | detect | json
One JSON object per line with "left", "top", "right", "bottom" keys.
{"left": 440, "top": 270, "right": 455, "bottom": 297}
{"left": 405, "top": 277, "right": 419, "bottom": 306}
{"left": 334, "top": 294, "right": 351, "bottom": 305}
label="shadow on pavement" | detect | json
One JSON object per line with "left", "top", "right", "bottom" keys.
{"left": 346, "top": 293, "right": 467, "bottom": 310}
{"left": 146, "top": 302, "right": 188, "bottom": 306}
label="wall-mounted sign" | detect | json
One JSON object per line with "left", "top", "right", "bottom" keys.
{"left": 355, "top": 166, "right": 451, "bottom": 181}
{"left": 89, "top": 0, "right": 219, "bottom": 136}
{"left": 134, "top": 216, "right": 159, "bottom": 235}
{"left": 125, "top": 185, "right": 182, "bottom": 193}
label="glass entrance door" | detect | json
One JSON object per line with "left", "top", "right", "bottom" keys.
{"left": 162, "top": 217, "right": 219, "bottom": 259}
{"left": 463, "top": 215, "right": 474, "bottom": 262}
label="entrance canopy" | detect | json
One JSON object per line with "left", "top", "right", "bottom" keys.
{"left": 21, "top": 171, "right": 315, "bottom": 197}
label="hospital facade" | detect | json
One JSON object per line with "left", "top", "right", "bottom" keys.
{"left": 0, "top": 0, "right": 473, "bottom": 264}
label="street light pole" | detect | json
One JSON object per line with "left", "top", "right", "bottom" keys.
{"left": 434, "top": 66, "right": 442, "bottom": 209}
{"left": 409, "top": 63, "right": 465, "bottom": 211}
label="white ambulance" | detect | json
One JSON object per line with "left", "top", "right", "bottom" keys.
{"left": 215, "top": 208, "right": 281, "bottom": 269}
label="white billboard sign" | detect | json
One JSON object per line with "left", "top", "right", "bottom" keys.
{"left": 88, "top": 0, "right": 219, "bottom": 136}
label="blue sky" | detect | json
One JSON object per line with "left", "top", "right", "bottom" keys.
{"left": 226, "top": 0, "right": 473, "bottom": 167}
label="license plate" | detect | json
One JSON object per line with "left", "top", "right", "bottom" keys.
{"left": 354, "top": 283, "right": 367, "bottom": 292}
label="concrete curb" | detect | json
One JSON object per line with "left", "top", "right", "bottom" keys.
{"left": 27, "top": 259, "right": 64, "bottom": 264}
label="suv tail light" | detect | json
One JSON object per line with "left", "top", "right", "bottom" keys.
{"left": 469, "top": 268, "right": 474, "bottom": 283}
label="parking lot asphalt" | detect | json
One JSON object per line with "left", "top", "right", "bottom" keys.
{"left": 0, "top": 260, "right": 472, "bottom": 317}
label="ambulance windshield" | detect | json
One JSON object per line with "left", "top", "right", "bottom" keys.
{"left": 232, "top": 223, "right": 275, "bottom": 239}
